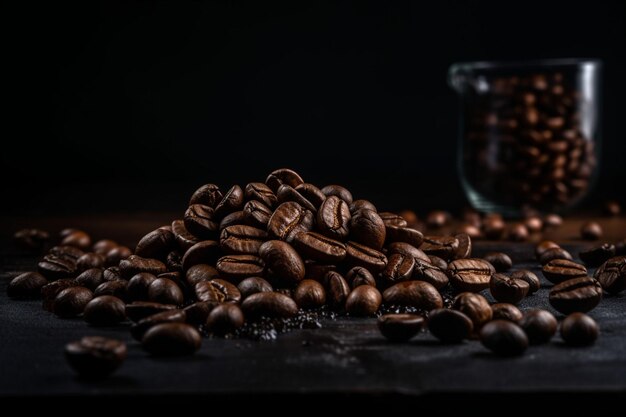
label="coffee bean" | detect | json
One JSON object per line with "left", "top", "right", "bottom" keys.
{"left": 382, "top": 281, "right": 443, "bottom": 310}
{"left": 378, "top": 212, "right": 408, "bottom": 227}
{"left": 216, "top": 254, "right": 265, "bottom": 282}
{"left": 452, "top": 292, "right": 492, "bottom": 329}
{"left": 61, "top": 230, "right": 91, "bottom": 250}
{"left": 268, "top": 201, "right": 314, "bottom": 242}
{"left": 457, "top": 223, "right": 482, "bottom": 239}
{"left": 148, "top": 278, "right": 183, "bottom": 305}
{"left": 454, "top": 233, "right": 472, "bottom": 259}
{"left": 214, "top": 185, "right": 244, "bottom": 219}
{"left": 520, "top": 309, "right": 558, "bottom": 344}
{"left": 381, "top": 253, "right": 415, "bottom": 283}
{"left": 344, "top": 241, "right": 387, "bottom": 273}
{"left": 604, "top": 200, "right": 621, "bottom": 216}
{"left": 41, "top": 279, "right": 77, "bottom": 311}
{"left": 320, "top": 184, "right": 353, "bottom": 204}
{"left": 480, "top": 320, "right": 528, "bottom": 356}
{"left": 54, "top": 286, "right": 93, "bottom": 318}
{"left": 594, "top": 256, "right": 626, "bottom": 294}
{"left": 349, "top": 209, "right": 386, "bottom": 250}
{"left": 142, "top": 323, "right": 202, "bottom": 356}
{"left": 524, "top": 216, "right": 543, "bottom": 233}
{"left": 75, "top": 268, "right": 105, "bottom": 291}
{"left": 349, "top": 199, "right": 376, "bottom": 213}
{"left": 483, "top": 252, "right": 513, "bottom": 272}
{"left": 183, "top": 301, "right": 217, "bottom": 325}
{"left": 346, "top": 285, "right": 381, "bottom": 316}
{"left": 294, "top": 279, "right": 326, "bottom": 309}
{"left": 295, "top": 183, "right": 327, "bottom": 209}
{"left": 385, "top": 225, "right": 424, "bottom": 248}
{"left": 243, "top": 200, "right": 273, "bottom": 229}
{"left": 544, "top": 214, "right": 563, "bottom": 228}
{"left": 237, "top": 277, "right": 274, "bottom": 299}
{"left": 245, "top": 182, "right": 277, "bottom": 208}
{"left": 195, "top": 279, "right": 241, "bottom": 303}
{"left": 580, "top": 221, "right": 602, "bottom": 240}
{"left": 119, "top": 255, "right": 167, "bottom": 279}
{"left": 535, "top": 240, "right": 561, "bottom": 259}
{"left": 241, "top": 292, "right": 298, "bottom": 318}
{"left": 489, "top": 273, "right": 529, "bottom": 304}
{"left": 7, "top": 272, "right": 47, "bottom": 299}
{"left": 510, "top": 270, "right": 541, "bottom": 294}
{"left": 539, "top": 247, "right": 573, "bottom": 265}
{"left": 413, "top": 258, "right": 449, "bottom": 290}
{"left": 131, "top": 309, "right": 187, "bottom": 340}
{"left": 135, "top": 227, "right": 175, "bottom": 260}
{"left": 219, "top": 211, "right": 251, "bottom": 229}
{"left": 103, "top": 266, "right": 122, "bottom": 282}
{"left": 378, "top": 314, "right": 424, "bottom": 342}
{"left": 316, "top": 196, "right": 351, "bottom": 241}
{"left": 14, "top": 228, "right": 49, "bottom": 251}
{"left": 549, "top": 276, "right": 603, "bottom": 314}
{"left": 507, "top": 223, "right": 529, "bottom": 242}
{"left": 426, "top": 210, "right": 450, "bottom": 228}
{"left": 164, "top": 251, "right": 181, "bottom": 273}
{"left": 181, "top": 240, "right": 220, "bottom": 271}
{"left": 184, "top": 204, "right": 219, "bottom": 239}
{"left": 427, "top": 256, "right": 448, "bottom": 270}
{"left": 325, "top": 271, "right": 350, "bottom": 310}
{"left": 93, "top": 239, "right": 118, "bottom": 256}
{"left": 189, "top": 183, "right": 223, "bottom": 207}
{"left": 259, "top": 240, "right": 305, "bottom": 286}
{"left": 542, "top": 259, "right": 587, "bottom": 284}
{"left": 65, "top": 336, "right": 126, "bottom": 379}
{"left": 345, "top": 266, "right": 376, "bottom": 289}
{"left": 491, "top": 303, "right": 523, "bottom": 322}
{"left": 219, "top": 225, "right": 267, "bottom": 255}
{"left": 205, "top": 303, "right": 245, "bottom": 335}
{"left": 38, "top": 254, "right": 77, "bottom": 280}
{"left": 579, "top": 244, "right": 616, "bottom": 267}
{"left": 428, "top": 309, "right": 473, "bottom": 343}
{"left": 94, "top": 280, "right": 128, "bottom": 301}
{"left": 420, "top": 236, "right": 459, "bottom": 260}
{"left": 276, "top": 184, "right": 317, "bottom": 212}
{"left": 84, "top": 295, "right": 126, "bottom": 326}
{"left": 125, "top": 301, "right": 176, "bottom": 322}
{"left": 447, "top": 258, "right": 495, "bottom": 292}
{"left": 171, "top": 220, "right": 200, "bottom": 252}
{"left": 292, "top": 232, "right": 347, "bottom": 264}
{"left": 560, "top": 313, "right": 599, "bottom": 346}
{"left": 387, "top": 242, "right": 430, "bottom": 263}
{"left": 265, "top": 168, "right": 304, "bottom": 193}
{"left": 76, "top": 253, "right": 105, "bottom": 272}
{"left": 483, "top": 215, "right": 506, "bottom": 239}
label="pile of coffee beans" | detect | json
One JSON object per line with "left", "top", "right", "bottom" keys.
{"left": 7, "top": 168, "right": 625, "bottom": 378}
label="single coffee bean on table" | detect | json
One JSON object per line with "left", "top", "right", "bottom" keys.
{"left": 346, "top": 285, "right": 382, "bottom": 316}
{"left": 579, "top": 243, "right": 616, "bottom": 267}
{"left": 428, "top": 308, "right": 473, "bottom": 344}
{"left": 560, "top": 313, "right": 599, "bottom": 346}
{"left": 83, "top": 295, "right": 126, "bottom": 326}
{"left": 142, "top": 322, "right": 202, "bottom": 356}
{"left": 510, "top": 270, "right": 541, "bottom": 294}
{"left": 491, "top": 303, "right": 523, "bottom": 322}
{"left": 519, "top": 309, "right": 558, "bottom": 344}
{"left": 7, "top": 272, "right": 48, "bottom": 299}
{"left": 542, "top": 259, "right": 588, "bottom": 284}
{"left": 65, "top": 336, "right": 127, "bottom": 379}
{"left": 447, "top": 258, "right": 495, "bottom": 292}
{"left": 594, "top": 256, "right": 626, "bottom": 294}
{"left": 452, "top": 292, "right": 492, "bottom": 329}
{"left": 489, "top": 273, "right": 529, "bottom": 304}
{"left": 549, "top": 276, "right": 603, "bottom": 314}
{"left": 205, "top": 303, "right": 245, "bottom": 336}
{"left": 480, "top": 320, "right": 528, "bottom": 357}
{"left": 378, "top": 314, "right": 424, "bottom": 342}
{"left": 483, "top": 252, "right": 513, "bottom": 272}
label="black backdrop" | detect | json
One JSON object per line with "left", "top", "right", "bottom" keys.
{"left": 4, "top": 1, "right": 625, "bottom": 215}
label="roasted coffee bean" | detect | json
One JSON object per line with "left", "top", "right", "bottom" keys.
{"left": 94, "top": 280, "right": 128, "bottom": 301}
{"left": 216, "top": 255, "right": 265, "bottom": 282}
{"left": 131, "top": 309, "right": 187, "bottom": 340}
{"left": 349, "top": 199, "right": 376, "bottom": 214}
{"left": 205, "top": 303, "right": 245, "bottom": 335}
{"left": 103, "top": 266, "right": 121, "bottom": 282}
{"left": 457, "top": 223, "right": 482, "bottom": 239}
{"left": 268, "top": 201, "right": 314, "bottom": 242}
{"left": 237, "top": 277, "right": 273, "bottom": 299}
{"left": 510, "top": 270, "right": 541, "bottom": 294}
{"left": 292, "top": 232, "right": 347, "bottom": 264}
{"left": 317, "top": 196, "right": 351, "bottom": 240}
{"left": 135, "top": 228, "right": 175, "bottom": 260}
{"left": 378, "top": 314, "right": 424, "bottom": 342}
{"left": 454, "top": 233, "right": 472, "bottom": 259}
{"left": 219, "top": 211, "right": 250, "bottom": 229}
{"left": 346, "top": 285, "right": 381, "bottom": 316}
{"left": 276, "top": 184, "right": 316, "bottom": 212}
{"left": 76, "top": 253, "right": 105, "bottom": 272}
{"left": 544, "top": 213, "right": 563, "bottom": 228}
{"left": 428, "top": 256, "right": 447, "bottom": 270}
{"left": 594, "top": 256, "right": 626, "bottom": 294}
{"left": 345, "top": 266, "right": 376, "bottom": 289}
{"left": 381, "top": 253, "right": 415, "bottom": 283}
{"left": 189, "top": 183, "right": 223, "bottom": 207}
{"left": 483, "top": 252, "right": 513, "bottom": 272}
{"left": 294, "top": 279, "right": 326, "bottom": 309}
{"left": 125, "top": 272, "right": 156, "bottom": 301}
{"left": 171, "top": 220, "right": 200, "bottom": 252}
{"left": 399, "top": 209, "right": 419, "bottom": 225}
{"left": 185, "top": 264, "right": 219, "bottom": 287}
{"left": 84, "top": 295, "right": 126, "bottom": 326}
{"left": 413, "top": 258, "right": 449, "bottom": 290}
{"left": 184, "top": 204, "right": 219, "bottom": 239}
{"left": 65, "top": 336, "right": 126, "bottom": 379}
{"left": 142, "top": 323, "right": 201, "bottom": 356}
{"left": 483, "top": 215, "right": 506, "bottom": 239}
{"left": 382, "top": 281, "right": 443, "bottom": 310}
{"left": 125, "top": 301, "right": 176, "bottom": 322}
{"left": 420, "top": 236, "right": 459, "bottom": 260}
{"left": 489, "top": 273, "right": 529, "bottom": 304}
{"left": 181, "top": 240, "right": 220, "bottom": 271}
{"left": 580, "top": 221, "right": 602, "bottom": 240}
{"left": 428, "top": 309, "right": 473, "bottom": 343}
{"left": 164, "top": 252, "right": 181, "bottom": 273}
{"left": 325, "top": 271, "right": 350, "bottom": 310}
{"left": 447, "top": 258, "right": 495, "bottom": 292}
{"left": 259, "top": 240, "right": 305, "bottom": 285}
{"left": 61, "top": 230, "right": 91, "bottom": 250}
{"left": 542, "top": 259, "right": 587, "bottom": 284}
{"left": 214, "top": 185, "right": 245, "bottom": 219}
{"left": 524, "top": 216, "right": 543, "bottom": 233}
{"left": 49, "top": 245, "right": 84, "bottom": 263}
{"left": 603, "top": 200, "right": 621, "bottom": 216}
{"left": 480, "top": 320, "right": 528, "bottom": 356}
{"left": 105, "top": 246, "right": 132, "bottom": 267}
{"left": 549, "top": 276, "right": 603, "bottom": 314}
{"left": 42, "top": 279, "right": 77, "bottom": 311}
{"left": 579, "top": 244, "right": 616, "bottom": 267}
{"left": 535, "top": 240, "right": 560, "bottom": 259}
{"left": 119, "top": 255, "right": 167, "bottom": 279}
{"left": 14, "top": 228, "right": 49, "bottom": 251}
{"left": 195, "top": 279, "right": 241, "bottom": 303}
{"left": 245, "top": 182, "right": 277, "bottom": 208}
{"left": 93, "top": 239, "right": 118, "bottom": 256}
{"left": 387, "top": 242, "right": 430, "bottom": 263}
{"left": 519, "top": 309, "right": 557, "bottom": 344}
{"left": 219, "top": 225, "right": 267, "bottom": 255}
{"left": 539, "top": 247, "right": 573, "bottom": 265}
{"left": 241, "top": 292, "right": 298, "bottom": 318}
{"left": 379, "top": 212, "right": 408, "bottom": 227}
{"left": 54, "top": 286, "right": 93, "bottom": 318}
{"left": 75, "top": 268, "right": 105, "bottom": 291}
{"left": 508, "top": 223, "right": 529, "bottom": 241}
{"left": 320, "top": 184, "right": 353, "bottom": 204}
{"left": 292, "top": 183, "right": 325, "bottom": 209}
{"left": 243, "top": 200, "right": 273, "bottom": 229}
{"left": 561, "top": 313, "right": 599, "bottom": 346}
{"left": 349, "top": 209, "right": 386, "bottom": 250}
{"left": 183, "top": 301, "right": 217, "bottom": 325}
{"left": 38, "top": 254, "right": 77, "bottom": 280}
{"left": 7, "top": 271, "right": 47, "bottom": 299}
{"left": 385, "top": 225, "right": 423, "bottom": 248}
{"left": 265, "top": 168, "right": 304, "bottom": 193}
{"left": 344, "top": 241, "right": 387, "bottom": 273}
{"left": 426, "top": 210, "right": 450, "bottom": 228}
{"left": 491, "top": 303, "right": 523, "bottom": 322}
{"left": 452, "top": 292, "right": 492, "bottom": 329}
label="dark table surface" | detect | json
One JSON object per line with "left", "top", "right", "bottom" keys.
{"left": 1, "top": 213, "right": 625, "bottom": 413}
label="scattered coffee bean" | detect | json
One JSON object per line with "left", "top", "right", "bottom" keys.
{"left": 214, "top": 185, "right": 245, "bottom": 219}
{"left": 41, "top": 279, "right": 77, "bottom": 311}
{"left": 184, "top": 204, "right": 219, "bottom": 239}
{"left": 378, "top": 314, "right": 424, "bottom": 342}
{"left": 454, "top": 233, "right": 472, "bottom": 259}
{"left": 483, "top": 252, "right": 513, "bottom": 272}
{"left": 539, "top": 247, "right": 573, "bottom": 265}
{"left": 382, "top": 281, "right": 443, "bottom": 310}
{"left": 524, "top": 216, "right": 543, "bottom": 233}
{"left": 131, "top": 309, "right": 187, "bottom": 340}
{"left": 349, "top": 209, "right": 386, "bottom": 250}
{"left": 510, "top": 270, "right": 541, "bottom": 294}
{"left": 579, "top": 244, "right": 616, "bottom": 267}
{"left": 560, "top": 313, "right": 599, "bottom": 346}
{"left": 181, "top": 240, "right": 221, "bottom": 271}
{"left": 148, "top": 278, "right": 184, "bottom": 305}
{"left": 295, "top": 183, "right": 327, "bottom": 209}
{"left": 94, "top": 280, "right": 128, "bottom": 301}
{"left": 245, "top": 182, "right": 277, "bottom": 208}
{"left": 381, "top": 253, "right": 415, "bottom": 284}
{"left": 428, "top": 308, "right": 473, "bottom": 343}
{"left": 142, "top": 323, "right": 202, "bottom": 356}
{"left": 38, "top": 254, "right": 77, "bottom": 280}
{"left": 549, "top": 276, "right": 603, "bottom": 314}
{"left": 220, "top": 225, "right": 267, "bottom": 255}
{"left": 294, "top": 279, "right": 326, "bottom": 309}
{"left": 426, "top": 210, "right": 449, "bottom": 228}
{"left": 344, "top": 241, "right": 387, "bottom": 273}
{"left": 508, "top": 223, "right": 529, "bottom": 241}
{"left": 84, "top": 295, "right": 126, "bottom": 326}
{"left": 325, "top": 271, "right": 350, "bottom": 310}
{"left": 603, "top": 200, "right": 621, "bottom": 216}
{"left": 7, "top": 272, "right": 48, "bottom": 299}
{"left": 241, "top": 292, "right": 298, "bottom": 319}
{"left": 542, "top": 259, "right": 588, "bottom": 284}
{"left": 189, "top": 183, "right": 223, "bottom": 207}
{"left": 519, "top": 309, "right": 557, "bottom": 344}
{"left": 346, "top": 285, "right": 382, "bottom": 316}
{"left": 379, "top": 212, "right": 408, "bottom": 227}
{"left": 243, "top": 200, "right": 273, "bottom": 229}
{"left": 171, "top": 219, "right": 200, "bottom": 252}
{"left": 125, "top": 301, "right": 176, "bottom": 322}
{"left": 183, "top": 301, "right": 217, "bottom": 325}
{"left": 14, "top": 228, "right": 50, "bottom": 251}
{"left": 420, "top": 236, "right": 459, "bottom": 260}
{"left": 580, "top": 221, "right": 602, "bottom": 240}
{"left": 54, "top": 286, "right": 93, "bottom": 318}
{"left": 480, "top": 320, "right": 528, "bottom": 356}
{"left": 135, "top": 228, "right": 175, "bottom": 260}
{"left": 65, "top": 336, "right": 126, "bottom": 379}
{"left": 268, "top": 201, "right": 314, "bottom": 242}
{"left": 490, "top": 273, "right": 529, "bottom": 304}
{"left": 105, "top": 246, "right": 132, "bottom": 267}
{"left": 452, "top": 292, "right": 492, "bottom": 329}
{"left": 491, "top": 303, "right": 523, "bottom": 322}
{"left": 544, "top": 214, "right": 563, "bottom": 228}
{"left": 237, "top": 277, "right": 274, "bottom": 299}
{"left": 535, "top": 240, "right": 560, "bottom": 259}
{"left": 205, "top": 303, "right": 245, "bottom": 335}
{"left": 259, "top": 240, "right": 305, "bottom": 286}
{"left": 594, "top": 256, "right": 626, "bottom": 294}
{"left": 61, "top": 230, "right": 91, "bottom": 250}
{"left": 345, "top": 266, "right": 376, "bottom": 289}
{"left": 119, "top": 255, "right": 167, "bottom": 279}
{"left": 428, "top": 255, "right": 448, "bottom": 270}
{"left": 447, "top": 258, "right": 495, "bottom": 292}
{"left": 75, "top": 268, "right": 105, "bottom": 291}
{"left": 292, "top": 232, "right": 347, "bottom": 264}
{"left": 320, "top": 184, "right": 353, "bottom": 204}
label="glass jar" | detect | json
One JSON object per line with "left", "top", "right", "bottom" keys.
{"left": 449, "top": 59, "right": 601, "bottom": 216}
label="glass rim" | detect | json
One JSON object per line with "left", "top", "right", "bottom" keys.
{"left": 450, "top": 58, "right": 602, "bottom": 72}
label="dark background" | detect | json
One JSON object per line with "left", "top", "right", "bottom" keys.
{"left": 4, "top": 0, "right": 625, "bottom": 215}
